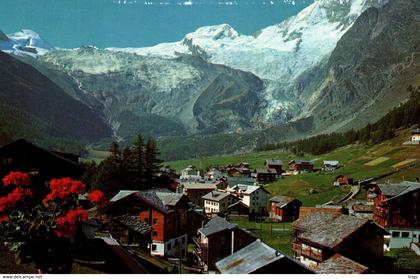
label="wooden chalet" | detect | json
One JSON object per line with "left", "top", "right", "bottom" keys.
{"left": 264, "top": 159, "right": 283, "bottom": 175}
{"left": 292, "top": 212, "right": 387, "bottom": 270}
{"left": 323, "top": 160, "right": 340, "bottom": 171}
{"left": 270, "top": 196, "right": 302, "bottom": 222}
{"left": 299, "top": 206, "right": 345, "bottom": 219}
{"left": 333, "top": 175, "right": 354, "bottom": 186}
{"left": 254, "top": 168, "right": 277, "bottom": 183}
{"left": 192, "top": 216, "right": 255, "bottom": 272}
{"left": 216, "top": 239, "right": 313, "bottom": 274}
{"left": 288, "top": 160, "right": 314, "bottom": 174}
{"left": 0, "top": 139, "right": 82, "bottom": 182}
{"left": 373, "top": 181, "right": 420, "bottom": 248}
{"left": 108, "top": 189, "right": 190, "bottom": 257}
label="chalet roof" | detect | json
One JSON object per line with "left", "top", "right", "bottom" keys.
{"left": 215, "top": 239, "right": 284, "bottom": 273}
{"left": 294, "top": 212, "right": 382, "bottom": 249}
{"left": 110, "top": 189, "right": 185, "bottom": 212}
{"left": 215, "top": 239, "right": 311, "bottom": 274}
{"left": 256, "top": 168, "right": 277, "bottom": 174}
{"left": 378, "top": 181, "right": 420, "bottom": 201}
{"left": 265, "top": 160, "right": 283, "bottom": 166}
{"left": 352, "top": 204, "right": 373, "bottom": 213}
{"left": 137, "top": 189, "right": 185, "bottom": 211}
{"left": 227, "top": 201, "right": 249, "bottom": 210}
{"left": 324, "top": 160, "right": 339, "bottom": 166}
{"left": 316, "top": 254, "right": 369, "bottom": 274}
{"left": 411, "top": 128, "right": 420, "bottom": 134}
{"left": 270, "top": 196, "right": 299, "bottom": 208}
{"left": 113, "top": 215, "right": 152, "bottom": 235}
{"left": 202, "top": 190, "right": 232, "bottom": 202}
{"left": 230, "top": 184, "right": 269, "bottom": 195}
{"left": 182, "top": 182, "right": 218, "bottom": 190}
{"left": 288, "top": 160, "right": 314, "bottom": 166}
{"left": 198, "top": 216, "right": 236, "bottom": 236}
{"left": 110, "top": 190, "right": 138, "bottom": 203}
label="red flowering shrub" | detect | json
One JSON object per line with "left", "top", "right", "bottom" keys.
{"left": 2, "top": 171, "right": 31, "bottom": 187}
{"left": 55, "top": 207, "right": 88, "bottom": 238}
{"left": 0, "top": 187, "right": 32, "bottom": 212}
{"left": 88, "top": 190, "right": 107, "bottom": 207}
{"left": 43, "top": 178, "right": 86, "bottom": 205}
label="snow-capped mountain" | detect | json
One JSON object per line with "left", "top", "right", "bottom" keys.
{"left": 0, "top": 29, "right": 53, "bottom": 56}
{"left": 108, "top": 0, "right": 387, "bottom": 82}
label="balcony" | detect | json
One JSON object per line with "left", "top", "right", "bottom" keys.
{"left": 301, "top": 247, "right": 323, "bottom": 262}
{"left": 193, "top": 246, "right": 202, "bottom": 256}
{"left": 192, "top": 236, "right": 202, "bottom": 246}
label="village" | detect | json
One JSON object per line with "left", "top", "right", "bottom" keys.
{"left": 0, "top": 128, "right": 419, "bottom": 274}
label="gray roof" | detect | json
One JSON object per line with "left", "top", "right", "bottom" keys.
{"left": 378, "top": 181, "right": 420, "bottom": 201}
{"left": 411, "top": 128, "right": 420, "bottom": 134}
{"left": 294, "top": 212, "right": 382, "bottom": 248}
{"left": 270, "top": 196, "right": 299, "bottom": 208}
{"left": 110, "top": 190, "right": 138, "bottom": 203}
{"left": 256, "top": 168, "right": 277, "bottom": 174}
{"left": 182, "top": 182, "right": 218, "bottom": 190}
{"left": 198, "top": 216, "right": 236, "bottom": 236}
{"left": 227, "top": 176, "right": 255, "bottom": 186}
{"left": 114, "top": 215, "right": 152, "bottom": 235}
{"left": 323, "top": 160, "right": 339, "bottom": 166}
{"left": 216, "top": 240, "right": 284, "bottom": 273}
{"left": 110, "top": 189, "right": 185, "bottom": 212}
{"left": 316, "top": 253, "right": 369, "bottom": 274}
{"left": 289, "top": 160, "right": 314, "bottom": 165}
{"left": 265, "top": 160, "right": 283, "bottom": 166}
{"left": 202, "top": 190, "right": 232, "bottom": 202}
{"left": 230, "top": 184, "right": 268, "bottom": 195}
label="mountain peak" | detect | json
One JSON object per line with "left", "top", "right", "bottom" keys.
{"left": 185, "top": 23, "right": 240, "bottom": 41}
{"left": 0, "top": 30, "right": 10, "bottom": 42}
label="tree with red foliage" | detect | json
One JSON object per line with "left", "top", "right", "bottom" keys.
{"left": 0, "top": 172, "right": 107, "bottom": 273}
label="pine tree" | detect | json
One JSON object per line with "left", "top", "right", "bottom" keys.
{"left": 130, "top": 135, "right": 146, "bottom": 189}
{"left": 144, "top": 138, "right": 163, "bottom": 186}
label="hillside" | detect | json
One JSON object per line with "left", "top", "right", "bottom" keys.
{"left": 168, "top": 129, "right": 420, "bottom": 206}
{"left": 0, "top": 50, "right": 111, "bottom": 152}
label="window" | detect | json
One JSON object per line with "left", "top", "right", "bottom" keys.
{"left": 182, "top": 236, "right": 186, "bottom": 244}
{"left": 152, "top": 244, "right": 157, "bottom": 251}
{"left": 153, "top": 219, "right": 158, "bottom": 225}
{"left": 153, "top": 231, "right": 158, "bottom": 237}
{"left": 167, "top": 243, "right": 172, "bottom": 250}
{"left": 391, "top": 231, "right": 400, "bottom": 237}
{"left": 402, "top": 232, "right": 410, "bottom": 238}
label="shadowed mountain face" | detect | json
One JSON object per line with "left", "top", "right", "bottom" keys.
{"left": 0, "top": 50, "right": 111, "bottom": 146}
{"left": 295, "top": 0, "right": 420, "bottom": 133}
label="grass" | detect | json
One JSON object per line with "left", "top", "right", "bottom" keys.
{"left": 385, "top": 248, "right": 420, "bottom": 273}
{"left": 231, "top": 218, "right": 294, "bottom": 256}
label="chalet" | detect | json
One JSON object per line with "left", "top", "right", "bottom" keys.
{"left": 215, "top": 239, "right": 313, "bottom": 274}
{"left": 228, "top": 184, "right": 269, "bottom": 215}
{"left": 292, "top": 212, "right": 387, "bottom": 270}
{"left": 264, "top": 159, "right": 283, "bottom": 174}
{"left": 364, "top": 183, "right": 381, "bottom": 202}
{"left": 255, "top": 168, "right": 277, "bottom": 183}
{"left": 177, "top": 182, "right": 219, "bottom": 207}
{"left": 288, "top": 160, "right": 314, "bottom": 174}
{"left": 270, "top": 196, "right": 302, "bottom": 222}
{"left": 108, "top": 189, "right": 190, "bottom": 258}
{"left": 204, "top": 168, "right": 224, "bottom": 181}
{"left": 0, "top": 139, "right": 82, "bottom": 182}
{"left": 107, "top": 214, "right": 152, "bottom": 251}
{"left": 193, "top": 216, "right": 255, "bottom": 272}
{"left": 316, "top": 253, "right": 370, "bottom": 274}
{"left": 238, "top": 162, "right": 250, "bottom": 169}
{"left": 351, "top": 204, "right": 373, "bottom": 220}
{"left": 227, "top": 167, "right": 251, "bottom": 177}
{"left": 373, "top": 181, "right": 420, "bottom": 249}
{"left": 333, "top": 175, "right": 354, "bottom": 186}
{"left": 180, "top": 165, "right": 201, "bottom": 181}
{"left": 202, "top": 190, "right": 240, "bottom": 216}
{"left": 411, "top": 128, "right": 420, "bottom": 142}
{"left": 323, "top": 161, "right": 340, "bottom": 171}
{"left": 225, "top": 201, "right": 250, "bottom": 217}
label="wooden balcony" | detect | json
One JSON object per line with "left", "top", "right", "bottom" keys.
{"left": 192, "top": 236, "right": 202, "bottom": 246}
{"left": 292, "top": 242, "right": 302, "bottom": 255}
{"left": 301, "top": 247, "right": 323, "bottom": 262}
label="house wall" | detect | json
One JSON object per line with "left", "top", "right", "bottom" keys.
{"left": 204, "top": 199, "right": 220, "bottom": 215}
{"left": 186, "top": 188, "right": 214, "bottom": 207}
{"left": 272, "top": 201, "right": 301, "bottom": 222}
{"left": 412, "top": 134, "right": 420, "bottom": 141}
{"left": 387, "top": 228, "right": 420, "bottom": 249}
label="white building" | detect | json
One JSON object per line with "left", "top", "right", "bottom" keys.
{"left": 180, "top": 165, "right": 202, "bottom": 181}
{"left": 228, "top": 184, "right": 269, "bottom": 214}
{"left": 202, "top": 190, "right": 239, "bottom": 216}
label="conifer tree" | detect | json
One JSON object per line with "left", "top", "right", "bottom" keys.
{"left": 131, "top": 135, "right": 146, "bottom": 188}
{"left": 144, "top": 138, "right": 163, "bottom": 186}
